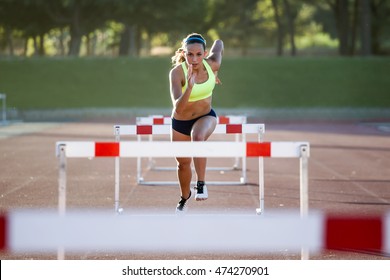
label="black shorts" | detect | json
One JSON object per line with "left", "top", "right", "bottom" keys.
{"left": 172, "top": 109, "right": 217, "bottom": 136}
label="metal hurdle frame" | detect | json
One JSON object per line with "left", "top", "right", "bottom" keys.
{"left": 114, "top": 123, "right": 265, "bottom": 186}
{"left": 135, "top": 115, "right": 248, "bottom": 172}
{"left": 56, "top": 140, "right": 309, "bottom": 216}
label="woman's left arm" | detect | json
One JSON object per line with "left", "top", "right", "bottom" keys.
{"left": 207, "top": 39, "right": 224, "bottom": 71}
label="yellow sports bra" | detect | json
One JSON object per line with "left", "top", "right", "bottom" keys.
{"left": 181, "top": 60, "right": 215, "bottom": 102}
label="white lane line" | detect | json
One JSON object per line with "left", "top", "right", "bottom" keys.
{"left": 0, "top": 122, "right": 60, "bottom": 140}
{"left": 311, "top": 158, "right": 389, "bottom": 204}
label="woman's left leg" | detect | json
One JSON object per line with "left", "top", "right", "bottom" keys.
{"left": 191, "top": 115, "right": 217, "bottom": 200}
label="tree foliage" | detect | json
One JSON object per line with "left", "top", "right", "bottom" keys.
{"left": 0, "top": 0, "right": 389, "bottom": 57}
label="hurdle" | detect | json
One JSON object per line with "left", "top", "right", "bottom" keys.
{"left": 135, "top": 115, "right": 248, "bottom": 173}
{"left": 114, "top": 123, "right": 265, "bottom": 185}
{"left": 2, "top": 210, "right": 389, "bottom": 259}
{"left": 136, "top": 115, "right": 247, "bottom": 125}
{"left": 55, "top": 141, "right": 309, "bottom": 216}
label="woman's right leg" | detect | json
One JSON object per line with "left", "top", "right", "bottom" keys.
{"left": 171, "top": 129, "right": 192, "bottom": 200}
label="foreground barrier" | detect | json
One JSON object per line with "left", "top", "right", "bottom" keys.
{"left": 55, "top": 141, "right": 309, "bottom": 216}
{"left": 1, "top": 210, "right": 389, "bottom": 259}
{"left": 114, "top": 123, "right": 265, "bottom": 185}
{"left": 135, "top": 115, "right": 248, "bottom": 177}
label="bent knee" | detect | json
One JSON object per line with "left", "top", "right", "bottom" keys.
{"left": 191, "top": 131, "right": 207, "bottom": 142}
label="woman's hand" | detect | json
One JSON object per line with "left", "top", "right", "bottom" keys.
{"left": 187, "top": 64, "right": 196, "bottom": 88}
{"left": 215, "top": 71, "right": 222, "bottom": 85}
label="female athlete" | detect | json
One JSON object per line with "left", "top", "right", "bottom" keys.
{"left": 169, "top": 33, "right": 224, "bottom": 212}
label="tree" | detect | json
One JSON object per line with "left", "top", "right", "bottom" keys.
{"left": 360, "top": 0, "right": 371, "bottom": 55}
{"left": 370, "top": 0, "right": 390, "bottom": 55}
{"left": 271, "top": 0, "right": 284, "bottom": 55}
{"left": 283, "top": 0, "right": 297, "bottom": 55}
{"left": 325, "top": 0, "right": 360, "bottom": 55}
{"left": 314, "top": 0, "right": 389, "bottom": 55}
{"left": 211, "top": 0, "right": 260, "bottom": 56}
{"left": 0, "top": 0, "right": 59, "bottom": 56}
{"left": 45, "top": 0, "right": 111, "bottom": 56}
{"left": 1, "top": 0, "right": 388, "bottom": 57}
{"left": 0, "top": 0, "right": 19, "bottom": 55}
{"left": 270, "top": 0, "right": 302, "bottom": 56}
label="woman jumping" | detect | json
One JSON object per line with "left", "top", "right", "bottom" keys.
{"left": 169, "top": 33, "right": 224, "bottom": 212}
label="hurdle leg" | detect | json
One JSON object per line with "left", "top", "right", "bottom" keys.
{"left": 114, "top": 156, "right": 121, "bottom": 213}
{"left": 300, "top": 145, "right": 310, "bottom": 260}
{"left": 256, "top": 129, "right": 265, "bottom": 215}
{"left": 136, "top": 135, "right": 144, "bottom": 183}
{"left": 300, "top": 145, "right": 309, "bottom": 217}
{"left": 233, "top": 134, "right": 240, "bottom": 169}
{"left": 58, "top": 144, "right": 67, "bottom": 260}
{"left": 147, "top": 135, "right": 155, "bottom": 169}
{"left": 256, "top": 157, "right": 264, "bottom": 215}
{"left": 58, "top": 144, "right": 67, "bottom": 215}
{"left": 114, "top": 127, "right": 122, "bottom": 212}
{"left": 240, "top": 133, "right": 247, "bottom": 183}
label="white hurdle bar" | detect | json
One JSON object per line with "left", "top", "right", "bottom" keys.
{"left": 2, "top": 210, "right": 389, "bottom": 258}
{"left": 136, "top": 114, "right": 247, "bottom": 125}
{"left": 56, "top": 141, "right": 309, "bottom": 216}
{"left": 135, "top": 115, "right": 248, "bottom": 173}
{"left": 114, "top": 123, "right": 265, "bottom": 186}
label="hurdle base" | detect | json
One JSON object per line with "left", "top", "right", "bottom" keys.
{"left": 137, "top": 180, "right": 247, "bottom": 186}
{"left": 149, "top": 166, "right": 242, "bottom": 172}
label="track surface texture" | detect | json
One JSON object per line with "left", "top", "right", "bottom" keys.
{"left": 0, "top": 120, "right": 389, "bottom": 260}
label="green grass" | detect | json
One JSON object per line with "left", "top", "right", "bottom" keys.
{"left": 0, "top": 56, "right": 389, "bottom": 110}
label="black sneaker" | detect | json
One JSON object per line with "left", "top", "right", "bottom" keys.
{"left": 176, "top": 191, "right": 191, "bottom": 213}
{"left": 194, "top": 181, "right": 208, "bottom": 201}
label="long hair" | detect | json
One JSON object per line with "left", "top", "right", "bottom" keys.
{"left": 171, "top": 33, "right": 206, "bottom": 67}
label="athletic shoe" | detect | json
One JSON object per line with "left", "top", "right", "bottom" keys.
{"left": 194, "top": 181, "right": 208, "bottom": 201}
{"left": 176, "top": 191, "right": 191, "bottom": 213}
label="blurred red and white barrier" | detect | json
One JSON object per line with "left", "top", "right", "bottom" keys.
{"left": 1, "top": 210, "right": 389, "bottom": 258}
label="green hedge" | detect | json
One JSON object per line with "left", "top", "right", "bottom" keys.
{"left": 1, "top": 56, "right": 389, "bottom": 109}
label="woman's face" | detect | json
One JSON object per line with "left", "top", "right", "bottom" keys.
{"left": 184, "top": 43, "right": 207, "bottom": 70}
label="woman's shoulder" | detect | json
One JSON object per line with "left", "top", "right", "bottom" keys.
{"left": 172, "top": 62, "right": 186, "bottom": 71}
{"left": 170, "top": 64, "right": 182, "bottom": 74}
{"left": 170, "top": 63, "right": 185, "bottom": 82}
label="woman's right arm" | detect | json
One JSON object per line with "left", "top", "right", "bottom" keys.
{"left": 169, "top": 65, "right": 195, "bottom": 114}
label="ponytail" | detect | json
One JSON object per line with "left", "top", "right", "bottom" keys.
{"left": 171, "top": 47, "right": 185, "bottom": 67}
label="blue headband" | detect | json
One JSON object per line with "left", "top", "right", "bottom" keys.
{"left": 185, "top": 37, "right": 206, "bottom": 45}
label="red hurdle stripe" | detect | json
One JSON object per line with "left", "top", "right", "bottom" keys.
{"left": 95, "top": 143, "right": 119, "bottom": 157}
{"left": 137, "top": 125, "right": 153, "bottom": 135}
{"left": 0, "top": 214, "right": 7, "bottom": 251}
{"left": 153, "top": 118, "right": 164, "bottom": 125}
{"left": 218, "top": 116, "right": 229, "bottom": 124}
{"left": 246, "top": 142, "right": 271, "bottom": 157}
{"left": 226, "top": 124, "right": 242, "bottom": 134}
{"left": 325, "top": 216, "right": 383, "bottom": 252}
